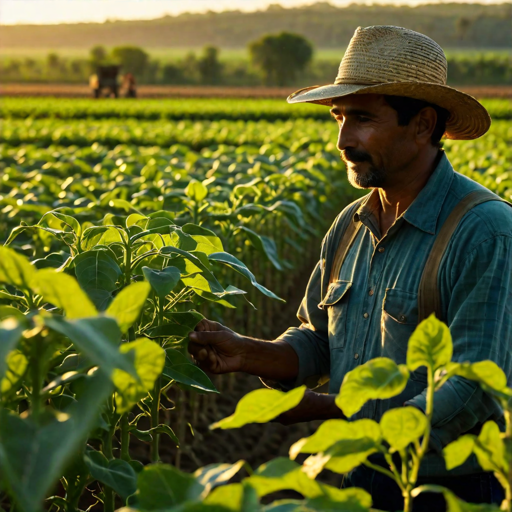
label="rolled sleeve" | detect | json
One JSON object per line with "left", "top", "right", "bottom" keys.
{"left": 405, "top": 234, "right": 512, "bottom": 452}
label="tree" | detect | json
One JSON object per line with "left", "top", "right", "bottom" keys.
{"left": 90, "top": 45, "right": 107, "bottom": 64}
{"left": 111, "top": 46, "right": 149, "bottom": 77}
{"left": 197, "top": 46, "right": 223, "bottom": 84}
{"left": 455, "top": 17, "right": 473, "bottom": 42}
{"left": 249, "top": 32, "right": 313, "bottom": 86}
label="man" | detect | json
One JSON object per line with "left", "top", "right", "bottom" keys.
{"left": 188, "top": 26, "right": 512, "bottom": 511}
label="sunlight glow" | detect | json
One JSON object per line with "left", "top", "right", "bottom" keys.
{"left": 1, "top": 0, "right": 507, "bottom": 25}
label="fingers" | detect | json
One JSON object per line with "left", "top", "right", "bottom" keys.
{"left": 189, "top": 329, "right": 227, "bottom": 345}
{"left": 195, "top": 319, "right": 223, "bottom": 332}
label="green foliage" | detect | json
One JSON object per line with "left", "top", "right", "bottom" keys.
{"left": 210, "top": 386, "right": 306, "bottom": 429}
{"left": 336, "top": 357, "right": 409, "bottom": 417}
{"left": 407, "top": 314, "right": 453, "bottom": 372}
{"left": 111, "top": 45, "right": 149, "bottom": 77}
{"left": 249, "top": 32, "right": 314, "bottom": 86}
{"left": 0, "top": 97, "right": 510, "bottom": 512}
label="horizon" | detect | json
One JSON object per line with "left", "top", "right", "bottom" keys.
{"left": 1, "top": 0, "right": 508, "bottom": 25}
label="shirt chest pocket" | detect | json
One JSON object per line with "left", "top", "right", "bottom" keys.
{"left": 319, "top": 280, "right": 352, "bottom": 351}
{"left": 381, "top": 287, "right": 420, "bottom": 370}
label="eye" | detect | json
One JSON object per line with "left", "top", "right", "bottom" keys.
{"left": 357, "top": 115, "right": 371, "bottom": 123}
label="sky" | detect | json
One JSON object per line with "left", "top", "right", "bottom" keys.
{"left": 0, "top": 0, "right": 506, "bottom": 25}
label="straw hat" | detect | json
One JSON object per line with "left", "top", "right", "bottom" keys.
{"left": 287, "top": 25, "right": 491, "bottom": 140}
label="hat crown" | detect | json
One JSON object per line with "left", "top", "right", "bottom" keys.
{"left": 335, "top": 25, "right": 447, "bottom": 86}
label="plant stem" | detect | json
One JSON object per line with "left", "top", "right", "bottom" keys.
{"left": 407, "top": 367, "right": 436, "bottom": 511}
{"left": 150, "top": 376, "right": 161, "bottom": 462}
{"left": 103, "top": 486, "right": 115, "bottom": 512}
{"left": 30, "top": 336, "right": 43, "bottom": 421}
{"left": 120, "top": 413, "right": 130, "bottom": 461}
{"left": 124, "top": 243, "right": 132, "bottom": 287}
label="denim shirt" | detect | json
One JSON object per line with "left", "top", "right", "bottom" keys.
{"left": 277, "top": 151, "right": 512, "bottom": 476}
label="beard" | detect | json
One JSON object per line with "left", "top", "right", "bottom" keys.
{"left": 342, "top": 148, "right": 387, "bottom": 189}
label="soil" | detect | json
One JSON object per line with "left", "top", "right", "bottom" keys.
{"left": 1, "top": 83, "right": 511, "bottom": 99}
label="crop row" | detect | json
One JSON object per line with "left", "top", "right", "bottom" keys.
{"left": 1, "top": 97, "right": 511, "bottom": 121}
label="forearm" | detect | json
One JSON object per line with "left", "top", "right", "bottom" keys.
{"left": 277, "top": 390, "right": 345, "bottom": 425}
{"left": 240, "top": 336, "right": 299, "bottom": 381}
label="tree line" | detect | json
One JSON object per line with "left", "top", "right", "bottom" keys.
{"left": 1, "top": 34, "right": 511, "bottom": 87}
{"left": 2, "top": 3, "right": 511, "bottom": 50}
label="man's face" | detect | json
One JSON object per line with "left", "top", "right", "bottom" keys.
{"left": 331, "top": 94, "right": 416, "bottom": 189}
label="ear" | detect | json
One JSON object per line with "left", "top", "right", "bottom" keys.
{"left": 415, "top": 107, "right": 437, "bottom": 145}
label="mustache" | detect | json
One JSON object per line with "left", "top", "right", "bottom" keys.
{"left": 342, "top": 148, "right": 373, "bottom": 164}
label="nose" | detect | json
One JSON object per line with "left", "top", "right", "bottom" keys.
{"left": 336, "top": 119, "right": 356, "bottom": 153}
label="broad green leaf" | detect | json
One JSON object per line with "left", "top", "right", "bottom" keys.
{"left": 1, "top": 350, "right": 28, "bottom": 395}
{"left": 160, "top": 247, "right": 224, "bottom": 295}
{"left": 203, "top": 483, "right": 259, "bottom": 512}
{"left": 165, "top": 310, "right": 204, "bottom": 330}
{"left": 84, "top": 448, "right": 137, "bottom": 500}
{"left": 81, "top": 226, "right": 123, "bottom": 250}
{"left": 306, "top": 488, "right": 372, "bottom": 512}
{"left": 182, "top": 224, "right": 224, "bottom": 254}
{"left": 473, "top": 421, "right": 508, "bottom": 474}
{"left": 194, "top": 460, "right": 246, "bottom": 497}
{"left": 33, "top": 269, "right": 97, "bottom": 319}
{"left": 145, "top": 324, "right": 191, "bottom": 339}
{"left": 40, "top": 211, "right": 81, "bottom": 237}
{"left": 412, "top": 485, "right": 500, "bottom": 512}
{"left": 142, "top": 266, "right": 181, "bottom": 299}
{"left": 136, "top": 463, "right": 203, "bottom": 509}
{"left": 0, "top": 370, "right": 112, "bottom": 512}
{"left": 380, "top": 407, "right": 427, "bottom": 450}
{"left": 185, "top": 180, "right": 208, "bottom": 202}
{"left": 0, "top": 246, "right": 36, "bottom": 291}
{"left": 0, "top": 305, "right": 25, "bottom": 321}
{"left": 407, "top": 314, "right": 452, "bottom": 372}
{"left": 211, "top": 386, "right": 306, "bottom": 429}
{"left": 336, "top": 358, "right": 409, "bottom": 417}
{"left": 441, "top": 361, "right": 508, "bottom": 393}
{"left": 106, "top": 281, "right": 150, "bottom": 333}
{"left": 208, "top": 252, "right": 284, "bottom": 301}
{"left": 74, "top": 249, "right": 122, "bottom": 310}
{"left": 182, "top": 273, "right": 221, "bottom": 294}
{"left": 43, "top": 315, "right": 134, "bottom": 378}
{"left": 443, "top": 435, "right": 476, "bottom": 470}
{"left": 0, "top": 318, "right": 24, "bottom": 379}
{"left": 113, "top": 338, "right": 166, "bottom": 414}
{"left": 246, "top": 458, "right": 323, "bottom": 498}
{"left": 290, "top": 419, "right": 381, "bottom": 459}
{"left": 301, "top": 420, "right": 382, "bottom": 478}
{"left": 163, "top": 349, "right": 218, "bottom": 393}
{"left": 237, "top": 226, "right": 283, "bottom": 270}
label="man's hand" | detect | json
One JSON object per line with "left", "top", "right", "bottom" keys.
{"left": 275, "top": 389, "right": 345, "bottom": 425}
{"left": 188, "top": 318, "right": 299, "bottom": 381}
{"left": 188, "top": 319, "right": 246, "bottom": 374}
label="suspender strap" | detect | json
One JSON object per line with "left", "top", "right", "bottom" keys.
{"left": 329, "top": 219, "right": 363, "bottom": 284}
{"left": 417, "top": 189, "right": 507, "bottom": 322}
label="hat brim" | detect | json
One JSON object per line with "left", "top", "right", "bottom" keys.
{"left": 287, "top": 82, "right": 491, "bottom": 140}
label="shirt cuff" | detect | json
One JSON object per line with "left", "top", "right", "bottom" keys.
{"left": 260, "top": 326, "right": 330, "bottom": 391}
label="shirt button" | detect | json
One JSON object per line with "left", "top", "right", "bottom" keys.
{"left": 399, "top": 315, "right": 406, "bottom": 322}
{"left": 368, "top": 289, "right": 374, "bottom": 296}
{"left": 363, "top": 312, "right": 369, "bottom": 319}
{"left": 378, "top": 247, "right": 385, "bottom": 253}
{"left": 354, "top": 353, "right": 359, "bottom": 360}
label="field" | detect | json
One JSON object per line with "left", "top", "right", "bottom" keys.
{"left": 0, "top": 97, "right": 512, "bottom": 511}
{"left": 1, "top": 84, "right": 512, "bottom": 99}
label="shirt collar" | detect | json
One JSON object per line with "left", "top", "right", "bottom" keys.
{"left": 352, "top": 151, "right": 454, "bottom": 235}
{"left": 402, "top": 151, "right": 454, "bottom": 234}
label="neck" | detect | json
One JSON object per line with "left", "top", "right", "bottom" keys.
{"left": 378, "top": 148, "right": 441, "bottom": 226}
